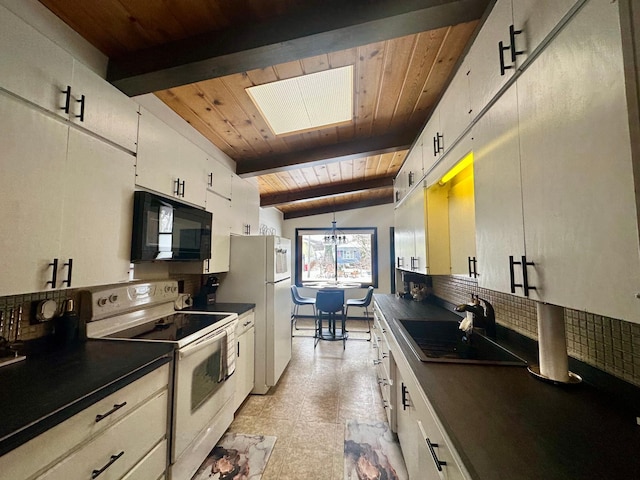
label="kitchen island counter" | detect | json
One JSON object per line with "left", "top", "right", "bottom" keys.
{"left": 374, "top": 294, "right": 640, "bottom": 480}
{"left": 0, "top": 339, "right": 173, "bottom": 457}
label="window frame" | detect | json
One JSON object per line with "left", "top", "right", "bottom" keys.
{"left": 294, "top": 227, "right": 378, "bottom": 288}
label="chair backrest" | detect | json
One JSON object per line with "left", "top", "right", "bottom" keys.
{"left": 316, "top": 289, "right": 345, "bottom": 313}
{"left": 361, "top": 286, "right": 374, "bottom": 306}
{"left": 291, "top": 284, "right": 303, "bottom": 304}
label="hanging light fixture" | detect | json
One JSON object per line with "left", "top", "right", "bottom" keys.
{"left": 323, "top": 213, "right": 347, "bottom": 245}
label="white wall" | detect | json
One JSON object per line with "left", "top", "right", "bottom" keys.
{"left": 283, "top": 203, "right": 395, "bottom": 305}
{"left": 259, "top": 207, "right": 284, "bottom": 236}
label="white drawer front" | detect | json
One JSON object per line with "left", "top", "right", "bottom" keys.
{"left": 36, "top": 390, "right": 168, "bottom": 480}
{"left": 0, "top": 365, "right": 169, "bottom": 480}
{"left": 121, "top": 439, "right": 167, "bottom": 480}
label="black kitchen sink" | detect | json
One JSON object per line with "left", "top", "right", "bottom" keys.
{"left": 396, "top": 319, "right": 527, "bottom": 366}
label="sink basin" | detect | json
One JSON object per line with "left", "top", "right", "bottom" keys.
{"left": 396, "top": 319, "right": 527, "bottom": 366}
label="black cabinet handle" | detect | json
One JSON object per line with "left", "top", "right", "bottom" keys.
{"left": 436, "top": 133, "right": 444, "bottom": 154}
{"left": 509, "top": 24, "right": 524, "bottom": 62}
{"left": 521, "top": 255, "right": 536, "bottom": 296}
{"left": 426, "top": 438, "right": 447, "bottom": 471}
{"left": 408, "top": 171, "right": 414, "bottom": 187}
{"left": 47, "top": 258, "right": 58, "bottom": 289}
{"left": 509, "top": 255, "right": 536, "bottom": 296}
{"left": 401, "top": 383, "right": 409, "bottom": 410}
{"left": 237, "top": 340, "right": 240, "bottom": 357}
{"left": 433, "top": 135, "right": 438, "bottom": 156}
{"left": 61, "top": 258, "right": 73, "bottom": 287}
{"left": 61, "top": 86, "right": 71, "bottom": 114}
{"left": 95, "top": 402, "right": 127, "bottom": 423}
{"left": 174, "top": 179, "right": 185, "bottom": 197}
{"left": 91, "top": 451, "right": 124, "bottom": 479}
{"left": 395, "top": 191, "right": 400, "bottom": 202}
{"left": 75, "top": 94, "right": 85, "bottom": 122}
{"left": 469, "top": 256, "right": 478, "bottom": 278}
{"left": 208, "top": 172, "right": 213, "bottom": 187}
{"left": 499, "top": 41, "right": 513, "bottom": 76}
{"left": 396, "top": 256, "right": 403, "bottom": 268}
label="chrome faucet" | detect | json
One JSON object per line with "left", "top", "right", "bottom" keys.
{"left": 455, "top": 295, "right": 496, "bottom": 339}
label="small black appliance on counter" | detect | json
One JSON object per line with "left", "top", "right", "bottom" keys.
{"left": 194, "top": 276, "right": 219, "bottom": 307}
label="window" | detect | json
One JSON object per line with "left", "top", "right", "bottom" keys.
{"left": 295, "top": 227, "right": 378, "bottom": 287}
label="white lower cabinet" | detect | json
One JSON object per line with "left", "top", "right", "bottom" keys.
{"left": 0, "top": 365, "right": 170, "bottom": 480}
{"left": 234, "top": 311, "right": 255, "bottom": 411}
{"left": 394, "top": 366, "right": 465, "bottom": 480}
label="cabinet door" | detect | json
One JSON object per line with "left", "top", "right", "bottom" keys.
{"left": 467, "top": 0, "right": 514, "bottom": 117}
{"left": 517, "top": 0, "right": 640, "bottom": 321}
{"left": 230, "top": 175, "right": 259, "bottom": 235}
{"left": 244, "top": 179, "right": 260, "bottom": 235}
{"left": 395, "top": 374, "right": 419, "bottom": 480}
{"left": 70, "top": 61, "right": 139, "bottom": 151}
{"left": 0, "top": 5, "right": 73, "bottom": 117}
{"left": 473, "top": 82, "right": 525, "bottom": 294}
{"left": 448, "top": 164, "right": 476, "bottom": 276}
{"left": 421, "top": 106, "right": 441, "bottom": 174}
{"left": 511, "top": 0, "right": 579, "bottom": 63}
{"left": 394, "top": 202, "right": 410, "bottom": 271}
{"left": 207, "top": 191, "right": 231, "bottom": 273}
{"left": 137, "top": 109, "right": 207, "bottom": 207}
{"left": 406, "top": 188, "right": 427, "bottom": 275}
{"left": 0, "top": 94, "right": 67, "bottom": 296}
{"left": 235, "top": 325, "right": 255, "bottom": 411}
{"left": 60, "top": 129, "right": 135, "bottom": 289}
{"left": 206, "top": 158, "right": 233, "bottom": 199}
{"left": 438, "top": 59, "right": 471, "bottom": 148}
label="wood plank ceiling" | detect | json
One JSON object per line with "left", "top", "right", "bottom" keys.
{"left": 38, "top": 0, "right": 489, "bottom": 218}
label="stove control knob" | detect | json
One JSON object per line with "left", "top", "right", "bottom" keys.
{"left": 164, "top": 285, "right": 171, "bottom": 293}
{"left": 97, "top": 297, "right": 107, "bottom": 307}
{"left": 109, "top": 294, "right": 118, "bottom": 303}
{"left": 171, "top": 286, "right": 178, "bottom": 292}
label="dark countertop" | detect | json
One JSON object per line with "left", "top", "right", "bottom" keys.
{"left": 0, "top": 339, "right": 173, "bottom": 457}
{"left": 373, "top": 294, "right": 640, "bottom": 480}
{"left": 186, "top": 302, "right": 255, "bottom": 315}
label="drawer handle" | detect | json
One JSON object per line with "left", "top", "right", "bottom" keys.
{"left": 426, "top": 438, "right": 447, "bottom": 472}
{"left": 373, "top": 359, "right": 381, "bottom": 365}
{"left": 91, "top": 451, "right": 124, "bottom": 479}
{"left": 95, "top": 402, "right": 127, "bottom": 423}
{"left": 401, "top": 382, "right": 409, "bottom": 410}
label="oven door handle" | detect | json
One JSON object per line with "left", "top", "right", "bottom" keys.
{"left": 179, "top": 328, "right": 227, "bottom": 359}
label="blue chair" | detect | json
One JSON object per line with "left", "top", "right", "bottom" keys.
{"left": 345, "top": 286, "right": 374, "bottom": 341}
{"left": 291, "top": 285, "right": 315, "bottom": 334}
{"left": 314, "top": 289, "right": 347, "bottom": 349}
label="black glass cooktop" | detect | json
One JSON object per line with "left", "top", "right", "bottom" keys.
{"left": 106, "top": 313, "right": 232, "bottom": 343}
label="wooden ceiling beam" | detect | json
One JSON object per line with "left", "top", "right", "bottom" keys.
{"left": 283, "top": 194, "right": 394, "bottom": 219}
{"left": 261, "top": 177, "right": 394, "bottom": 207}
{"left": 237, "top": 130, "right": 415, "bottom": 177}
{"left": 107, "top": 0, "right": 490, "bottom": 96}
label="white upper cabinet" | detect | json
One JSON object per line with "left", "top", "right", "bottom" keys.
{"left": 0, "top": 5, "right": 73, "bottom": 117}
{"left": 516, "top": 0, "right": 640, "bottom": 322}
{"left": 230, "top": 175, "right": 259, "bottom": 235}
{"left": 207, "top": 191, "right": 232, "bottom": 273}
{"left": 59, "top": 129, "right": 135, "bottom": 289}
{"left": 467, "top": 0, "right": 515, "bottom": 117}
{"left": 0, "top": 94, "right": 67, "bottom": 296}
{"left": 472, "top": 82, "right": 525, "bottom": 295}
{"left": 0, "top": 6, "right": 139, "bottom": 151}
{"left": 70, "top": 60, "right": 139, "bottom": 151}
{"left": 206, "top": 158, "right": 233, "bottom": 199}
{"left": 438, "top": 58, "right": 471, "bottom": 151}
{"left": 421, "top": 105, "right": 442, "bottom": 175}
{"left": 137, "top": 108, "right": 208, "bottom": 207}
{"left": 467, "top": 0, "right": 580, "bottom": 118}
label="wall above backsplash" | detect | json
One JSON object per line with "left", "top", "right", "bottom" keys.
{"left": 431, "top": 275, "right": 640, "bottom": 388}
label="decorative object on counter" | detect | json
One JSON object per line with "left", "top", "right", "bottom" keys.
{"left": 528, "top": 302, "right": 582, "bottom": 385}
{"left": 410, "top": 283, "right": 429, "bottom": 302}
{"left": 54, "top": 299, "right": 81, "bottom": 346}
{"left": 344, "top": 419, "right": 407, "bottom": 480}
{"left": 191, "top": 433, "right": 276, "bottom": 480}
{"left": 194, "top": 275, "right": 219, "bottom": 307}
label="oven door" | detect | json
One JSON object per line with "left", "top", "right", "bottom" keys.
{"left": 172, "top": 326, "right": 236, "bottom": 463}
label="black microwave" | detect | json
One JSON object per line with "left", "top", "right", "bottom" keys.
{"left": 131, "top": 191, "right": 212, "bottom": 262}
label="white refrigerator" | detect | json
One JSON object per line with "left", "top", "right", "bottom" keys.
{"left": 216, "top": 235, "right": 292, "bottom": 394}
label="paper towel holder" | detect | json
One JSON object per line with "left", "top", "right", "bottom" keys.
{"left": 528, "top": 302, "right": 582, "bottom": 386}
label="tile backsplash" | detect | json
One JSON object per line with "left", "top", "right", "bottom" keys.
{"left": 0, "top": 274, "right": 202, "bottom": 343}
{"left": 431, "top": 275, "right": 640, "bottom": 387}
